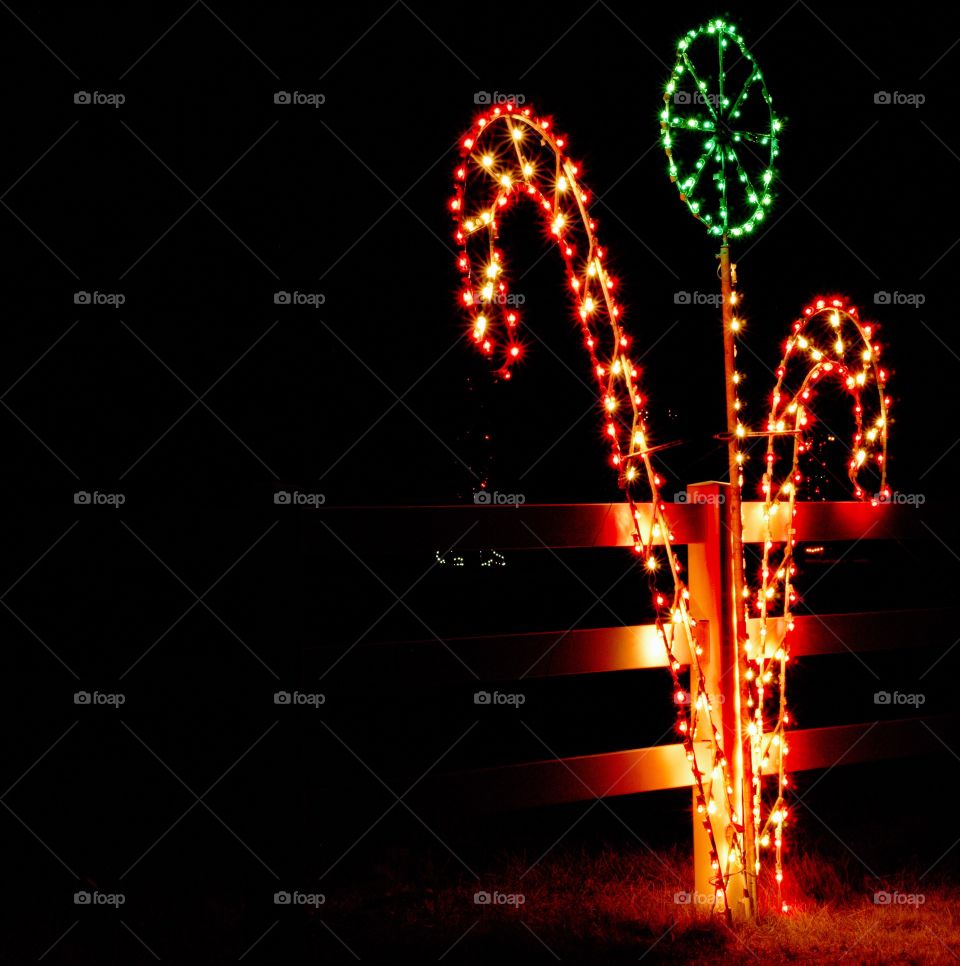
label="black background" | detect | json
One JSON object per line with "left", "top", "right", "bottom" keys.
{"left": 3, "top": 1, "right": 960, "bottom": 961}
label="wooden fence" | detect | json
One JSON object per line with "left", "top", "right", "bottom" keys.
{"left": 321, "top": 485, "right": 949, "bottom": 905}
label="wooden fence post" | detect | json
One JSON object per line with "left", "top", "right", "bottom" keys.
{"left": 686, "top": 481, "right": 751, "bottom": 920}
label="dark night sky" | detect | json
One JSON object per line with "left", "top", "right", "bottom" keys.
{"left": 3, "top": 1, "right": 958, "bottom": 506}
{"left": 2, "top": 2, "right": 960, "bottom": 961}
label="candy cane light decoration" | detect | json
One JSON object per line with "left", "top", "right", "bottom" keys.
{"left": 450, "top": 102, "right": 744, "bottom": 918}
{"left": 750, "top": 297, "right": 889, "bottom": 909}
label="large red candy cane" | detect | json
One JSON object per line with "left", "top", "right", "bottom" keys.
{"left": 450, "top": 102, "right": 743, "bottom": 916}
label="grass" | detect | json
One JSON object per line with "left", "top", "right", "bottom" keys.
{"left": 327, "top": 843, "right": 960, "bottom": 963}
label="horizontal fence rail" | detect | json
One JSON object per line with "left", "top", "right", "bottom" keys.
{"left": 319, "top": 498, "right": 931, "bottom": 550}
{"left": 351, "top": 609, "right": 949, "bottom": 681}
{"left": 436, "top": 717, "right": 960, "bottom": 812}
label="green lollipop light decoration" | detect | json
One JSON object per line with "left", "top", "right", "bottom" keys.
{"left": 661, "top": 19, "right": 780, "bottom": 238}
